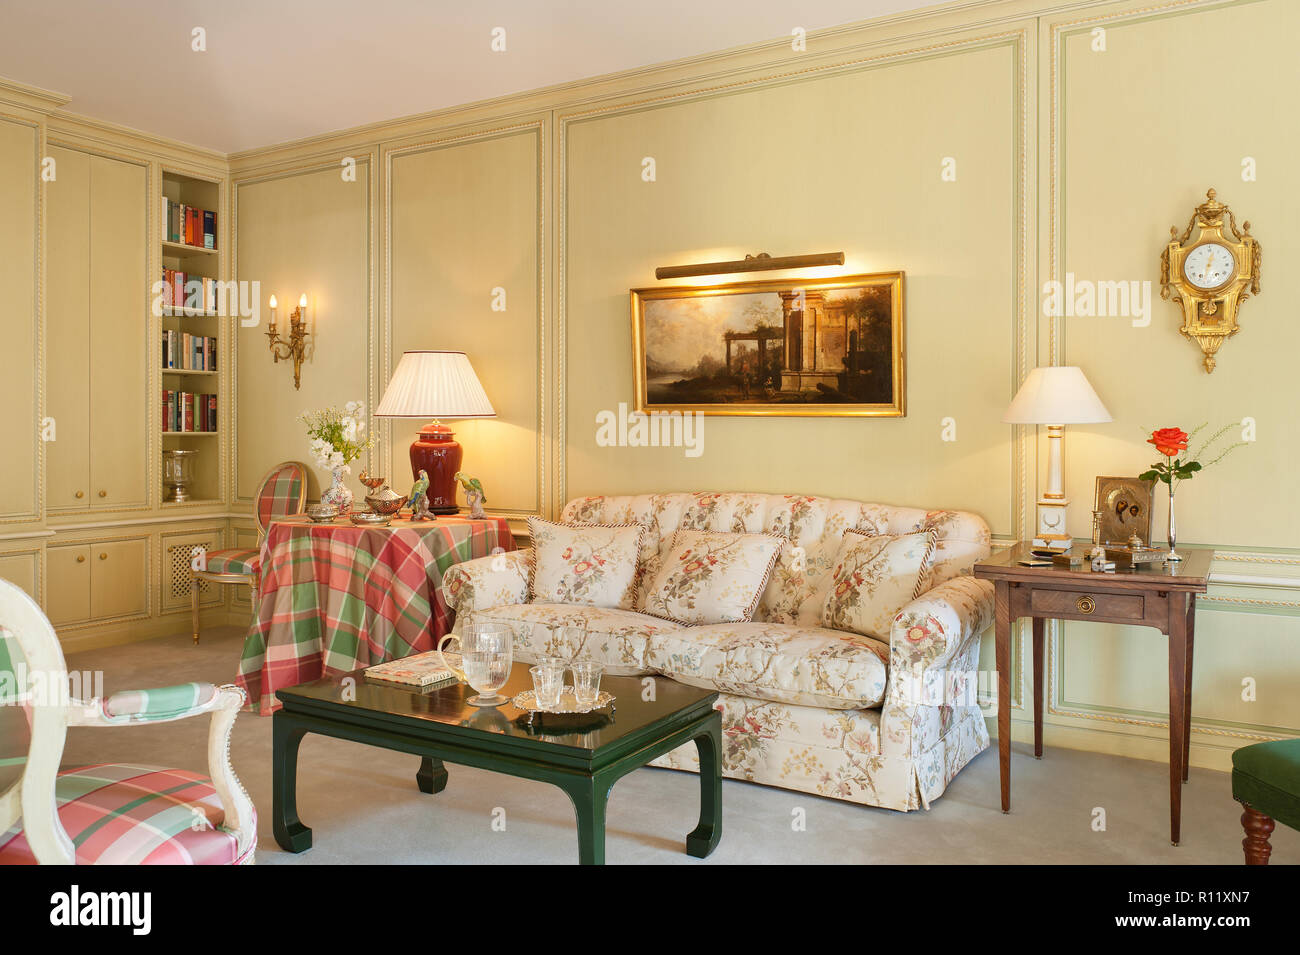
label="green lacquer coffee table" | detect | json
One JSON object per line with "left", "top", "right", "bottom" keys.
{"left": 272, "top": 664, "right": 722, "bottom": 864}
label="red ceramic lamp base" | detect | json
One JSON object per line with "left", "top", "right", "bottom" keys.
{"left": 409, "top": 423, "right": 462, "bottom": 515}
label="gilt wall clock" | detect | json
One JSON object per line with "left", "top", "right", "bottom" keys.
{"left": 1159, "top": 188, "right": 1261, "bottom": 373}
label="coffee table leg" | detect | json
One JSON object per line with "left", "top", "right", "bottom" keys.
{"left": 565, "top": 776, "right": 609, "bottom": 865}
{"left": 416, "top": 756, "right": 448, "bottom": 794}
{"left": 272, "top": 713, "right": 313, "bottom": 852}
{"left": 686, "top": 711, "right": 723, "bottom": 858}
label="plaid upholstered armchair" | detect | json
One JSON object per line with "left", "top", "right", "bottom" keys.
{"left": 191, "top": 460, "right": 306, "bottom": 644}
{"left": 0, "top": 579, "right": 256, "bottom": 864}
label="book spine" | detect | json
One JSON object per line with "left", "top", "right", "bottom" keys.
{"left": 184, "top": 393, "right": 194, "bottom": 433}
{"left": 208, "top": 395, "right": 217, "bottom": 433}
{"left": 203, "top": 210, "right": 215, "bottom": 249}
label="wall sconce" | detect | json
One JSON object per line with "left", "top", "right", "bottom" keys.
{"left": 266, "top": 293, "right": 310, "bottom": 390}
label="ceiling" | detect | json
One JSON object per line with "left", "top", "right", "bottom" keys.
{"left": 0, "top": 0, "right": 943, "bottom": 154}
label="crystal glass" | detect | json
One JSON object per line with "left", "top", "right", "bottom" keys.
{"left": 530, "top": 663, "right": 565, "bottom": 710}
{"left": 570, "top": 660, "right": 604, "bottom": 706}
{"left": 437, "top": 622, "right": 513, "bottom": 706}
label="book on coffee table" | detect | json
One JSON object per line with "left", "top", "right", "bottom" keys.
{"left": 364, "top": 651, "right": 459, "bottom": 689}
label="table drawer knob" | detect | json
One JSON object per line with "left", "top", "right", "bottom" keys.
{"left": 1076, "top": 595, "right": 1096, "bottom": 614}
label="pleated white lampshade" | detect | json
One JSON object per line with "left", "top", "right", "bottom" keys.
{"left": 374, "top": 351, "right": 496, "bottom": 419}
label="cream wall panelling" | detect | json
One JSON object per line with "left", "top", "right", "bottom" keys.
{"left": 230, "top": 154, "right": 375, "bottom": 507}
{"left": 0, "top": 115, "right": 41, "bottom": 525}
{"left": 384, "top": 122, "right": 548, "bottom": 520}
{"left": 555, "top": 27, "right": 1032, "bottom": 535}
{"left": 1030, "top": 0, "right": 1300, "bottom": 759}
{"left": 43, "top": 142, "right": 150, "bottom": 517}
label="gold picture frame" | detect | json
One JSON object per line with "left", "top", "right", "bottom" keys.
{"left": 630, "top": 271, "right": 905, "bottom": 416}
{"left": 1093, "top": 475, "right": 1156, "bottom": 545}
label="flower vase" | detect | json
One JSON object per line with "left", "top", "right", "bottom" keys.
{"left": 321, "top": 467, "right": 353, "bottom": 514}
{"left": 1166, "top": 485, "right": 1182, "bottom": 562}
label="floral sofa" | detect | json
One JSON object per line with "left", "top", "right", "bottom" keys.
{"left": 442, "top": 492, "right": 994, "bottom": 811}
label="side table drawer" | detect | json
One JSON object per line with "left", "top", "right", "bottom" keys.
{"left": 1029, "top": 589, "right": 1144, "bottom": 620}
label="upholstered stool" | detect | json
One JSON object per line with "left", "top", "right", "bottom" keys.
{"left": 1231, "top": 738, "right": 1300, "bottom": 865}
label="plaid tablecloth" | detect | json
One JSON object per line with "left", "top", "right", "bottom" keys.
{"left": 236, "top": 515, "right": 514, "bottom": 714}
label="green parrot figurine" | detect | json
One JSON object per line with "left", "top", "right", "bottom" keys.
{"left": 454, "top": 471, "right": 487, "bottom": 519}
{"left": 406, "top": 469, "right": 432, "bottom": 521}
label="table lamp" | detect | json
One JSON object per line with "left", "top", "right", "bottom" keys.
{"left": 1002, "top": 365, "right": 1112, "bottom": 541}
{"left": 374, "top": 350, "right": 496, "bottom": 514}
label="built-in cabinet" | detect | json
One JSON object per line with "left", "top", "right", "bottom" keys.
{"left": 46, "top": 537, "right": 149, "bottom": 627}
{"left": 45, "top": 145, "right": 148, "bottom": 514}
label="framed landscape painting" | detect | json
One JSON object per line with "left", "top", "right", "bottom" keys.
{"left": 630, "top": 271, "right": 905, "bottom": 416}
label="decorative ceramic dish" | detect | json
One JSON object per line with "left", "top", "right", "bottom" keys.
{"left": 305, "top": 503, "right": 339, "bottom": 523}
{"left": 349, "top": 509, "right": 393, "bottom": 527}
{"left": 364, "top": 484, "right": 405, "bottom": 516}
{"left": 512, "top": 688, "right": 615, "bottom": 730}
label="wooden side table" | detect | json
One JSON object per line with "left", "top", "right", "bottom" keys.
{"left": 974, "top": 543, "right": 1211, "bottom": 845}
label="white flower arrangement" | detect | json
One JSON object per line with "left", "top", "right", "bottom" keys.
{"left": 301, "top": 402, "right": 371, "bottom": 474}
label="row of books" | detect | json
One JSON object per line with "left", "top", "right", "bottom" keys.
{"left": 162, "top": 391, "right": 217, "bottom": 433}
{"left": 162, "top": 197, "right": 215, "bottom": 249}
{"left": 160, "top": 269, "right": 220, "bottom": 313}
{"left": 162, "top": 331, "right": 216, "bottom": 372}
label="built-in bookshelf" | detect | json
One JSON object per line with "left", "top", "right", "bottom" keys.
{"left": 159, "top": 169, "right": 223, "bottom": 506}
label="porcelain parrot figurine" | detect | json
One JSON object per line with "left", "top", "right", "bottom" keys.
{"left": 454, "top": 471, "right": 487, "bottom": 519}
{"left": 406, "top": 469, "right": 433, "bottom": 521}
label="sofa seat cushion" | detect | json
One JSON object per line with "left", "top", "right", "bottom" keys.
{"left": 645, "top": 621, "right": 890, "bottom": 709}
{"left": 466, "top": 603, "right": 683, "bottom": 675}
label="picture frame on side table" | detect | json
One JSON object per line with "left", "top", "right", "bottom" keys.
{"left": 630, "top": 272, "right": 905, "bottom": 416}
{"left": 1093, "top": 475, "right": 1156, "bottom": 545}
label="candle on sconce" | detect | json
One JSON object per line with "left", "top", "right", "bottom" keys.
{"left": 268, "top": 294, "right": 278, "bottom": 331}
{"left": 298, "top": 293, "right": 308, "bottom": 327}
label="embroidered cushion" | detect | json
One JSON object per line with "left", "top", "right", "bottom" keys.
{"left": 821, "top": 530, "right": 936, "bottom": 640}
{"left": 0, "top": 764, "right": 254, "bottom": 865}
{"left": 645, "top": 621, "right": 890, "bottom": 708}
{"left": 639, "top": 530, "right": 784, "bottom": 626}
{"left": 201, "top": 548, "right": 259, "bottom": 576}
{"left": 527, "top": 518, "right": 644, "bottom": 610}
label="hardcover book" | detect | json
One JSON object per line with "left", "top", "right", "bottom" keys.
{"left": 363, "top": 651, "right": 460, "bottom": 689}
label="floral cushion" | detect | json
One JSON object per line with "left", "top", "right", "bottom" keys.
{"left": 821, "top": 530, "right": 936, "bottom": 640}
{"left": 200, "top": 547, "right": 259, "bottom": 576}
{"left": 645, "top": 621, "right": 889, "bottom": 708}
{"left": 462, "top": 603, "right": 683, "bottom": 674}
{"left": 0, "top": 763, "right": 254, "bottom": 865}
{"left": 527, "top": 518, "right": 644, "bottom": 610}
{"left": 638, "top": 530, "right": 784, "bottom": 625}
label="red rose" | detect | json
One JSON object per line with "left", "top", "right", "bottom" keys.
{"left": 1147, "top": 427, "right": 1189, "bottom": 457}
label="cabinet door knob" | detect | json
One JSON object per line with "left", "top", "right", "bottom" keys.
{"left": 75, "top": 490, "right": 84, "bottom": 499}
{"left": 1076, "top": 595, "right": 1096, "bottom": 615}
{"left": 98, "top": 490, "right": 107, "bottom": 498}
{"left": 76, "top": 555, "right": 85, "bottom": 563}
{"left": 98, "top": 553, "right": 108, "bottom": 561}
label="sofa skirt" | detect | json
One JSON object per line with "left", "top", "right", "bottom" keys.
{"left": 650, "top": 692, "right": 989, "bottom": 811}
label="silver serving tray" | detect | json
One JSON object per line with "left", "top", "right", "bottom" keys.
{"left": 512, "top": 688, "right": 615, "bottom": 729}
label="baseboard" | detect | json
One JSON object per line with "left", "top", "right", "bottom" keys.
{"left": 56, "top": 609, "right": 249, "bottom": 654}
{"left": 987, "top": 715, "right": 1241, "bottom": 774}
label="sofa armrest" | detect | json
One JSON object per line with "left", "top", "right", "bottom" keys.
{"left": 886, "top": 575, "right": 994, "bottom": 708}
{"left": 443, "top": 547, "right": 533, "bottom": 616}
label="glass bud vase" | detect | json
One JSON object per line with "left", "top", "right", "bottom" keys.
{"left": 321, "top": 467, "right": 353, "bottom": 514}
{"left": 1166, "top": 485, "right": 1182, "bottom": 562}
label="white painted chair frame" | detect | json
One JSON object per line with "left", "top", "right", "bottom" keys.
{"left": 0, "top": 579, "right": 256, "bottom": 864}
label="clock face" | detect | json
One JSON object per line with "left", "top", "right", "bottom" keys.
{"left": 1183, "top": 242, "right": 1237, "bottom": 290}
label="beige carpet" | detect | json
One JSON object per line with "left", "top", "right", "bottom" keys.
{"left": 56, "top": 626, "right": 1298, "bottom": 865}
